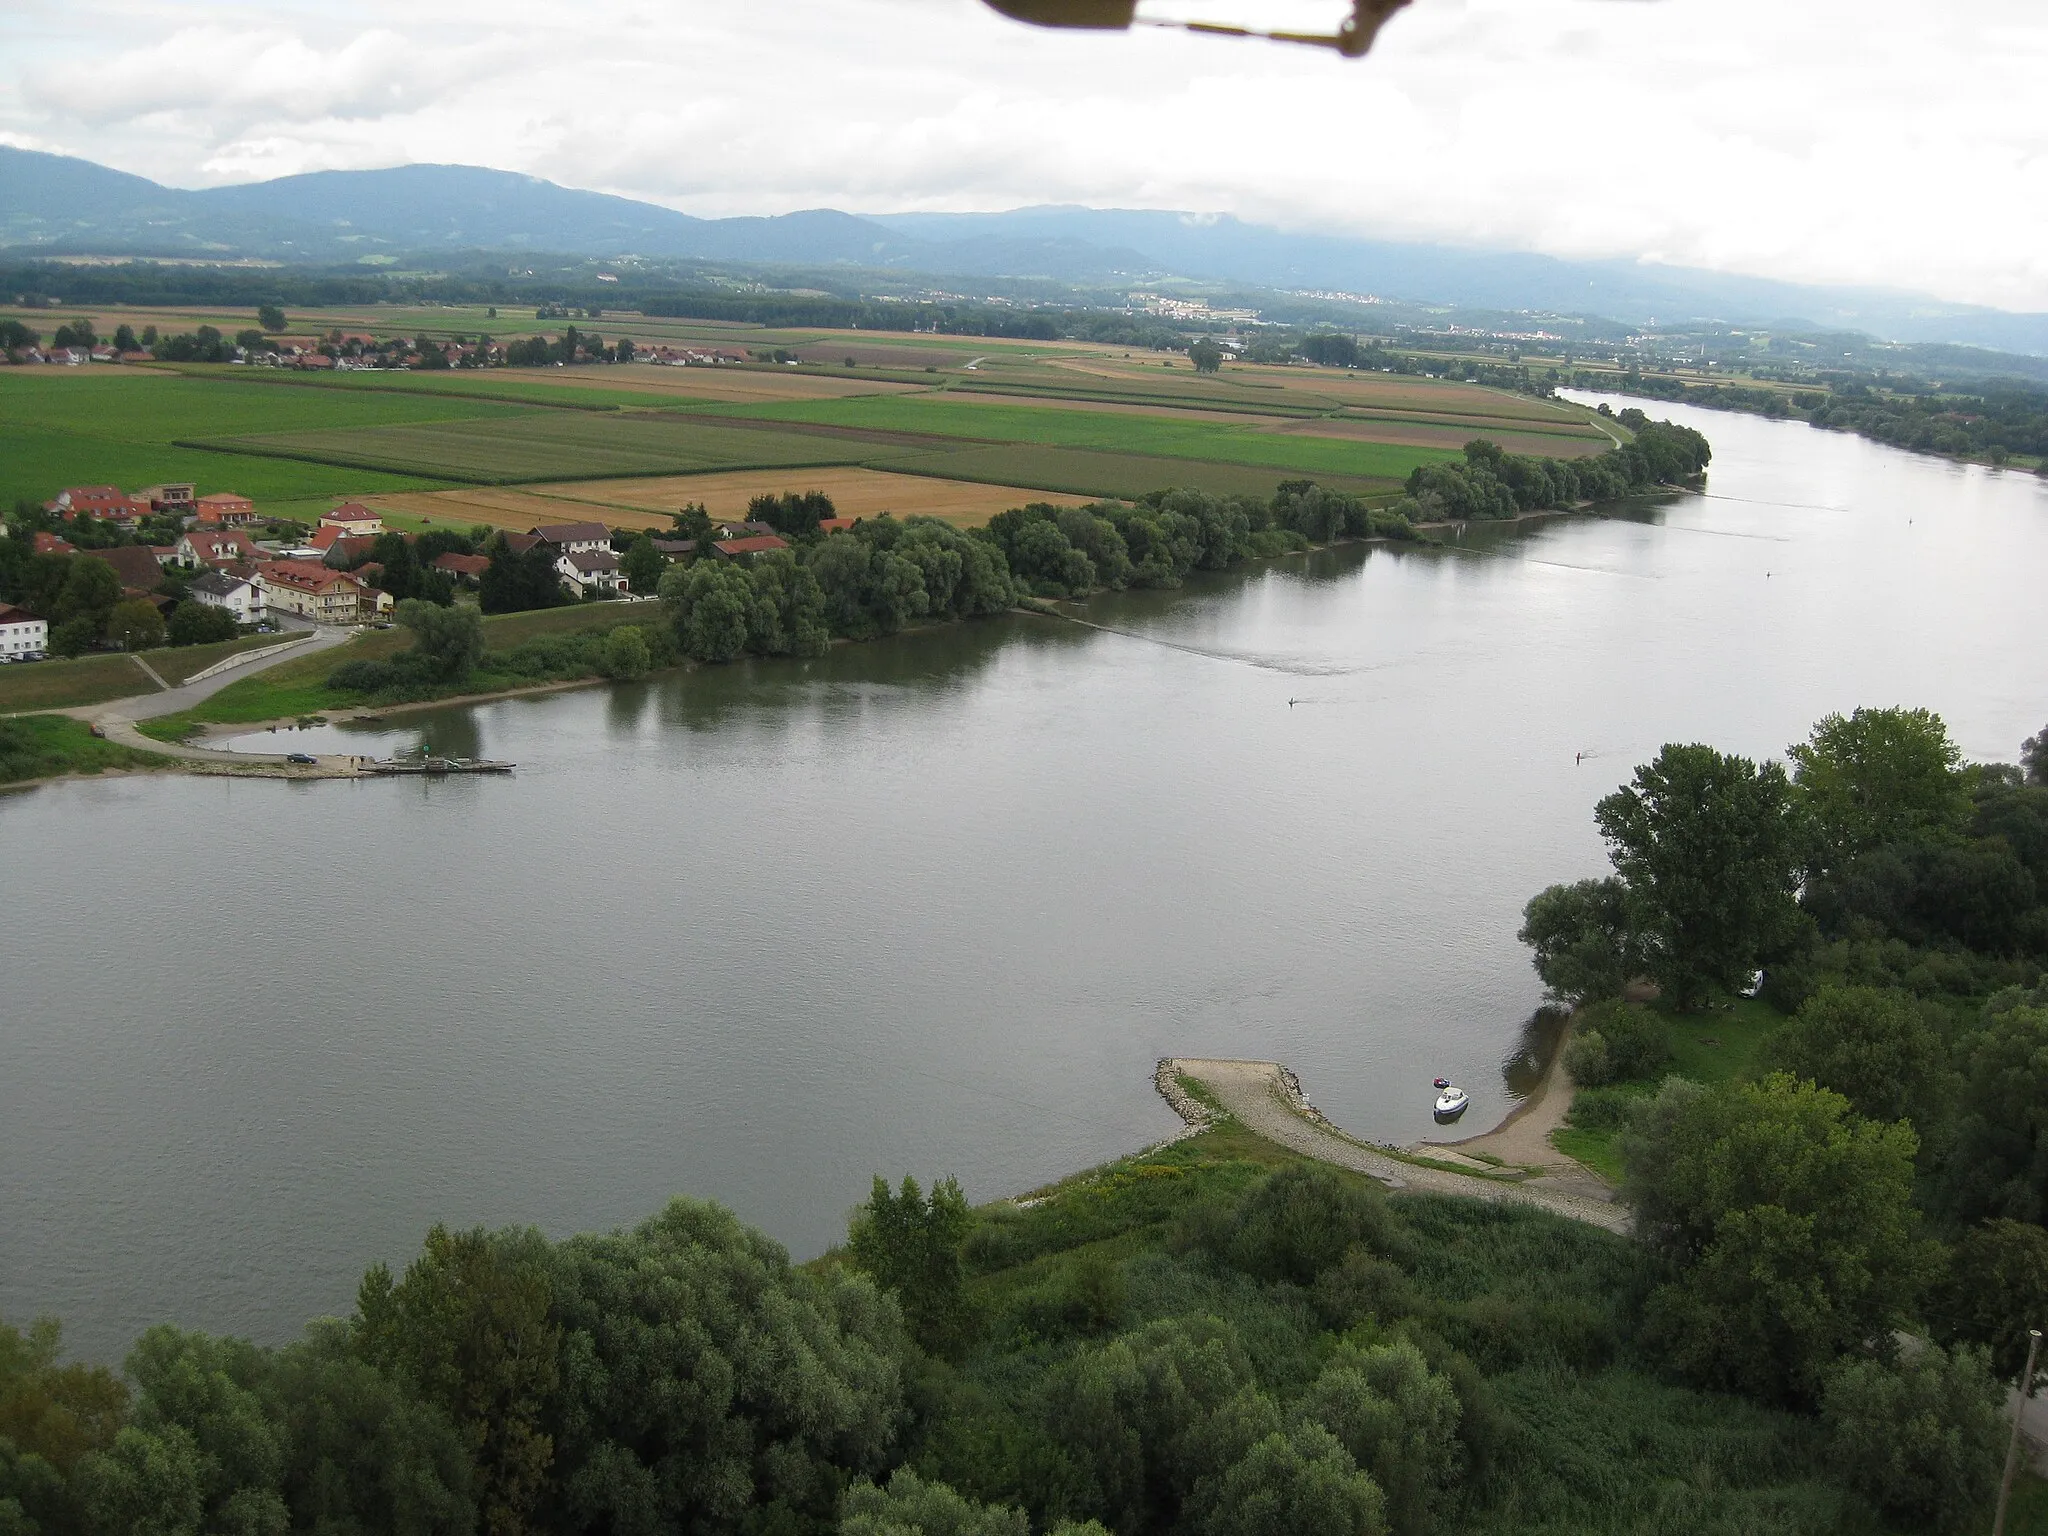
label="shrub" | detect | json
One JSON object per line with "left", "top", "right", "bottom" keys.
{"left": 1562, "top": 1030, "right": 1613, "bottom": 1087}
{"left": 1213, "top": 1167, "right": 1407, "bottom": 1286}
{"left": 598, "top": 625, "right": 651, "bottom": 681}
{"left": 1821, "top": 1344, "right": 2005, "bottom": 1534}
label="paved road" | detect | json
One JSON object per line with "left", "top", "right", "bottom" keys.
{"left": 1163, "top": 1057, "right": 1631, "bottom": 1235}
{"left": 95, "top": 622, "right": 360, "bottom": 772}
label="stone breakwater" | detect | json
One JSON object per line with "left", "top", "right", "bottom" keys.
{"left": 1154, "top": 1059, "right": 1220, "bottom": 1137}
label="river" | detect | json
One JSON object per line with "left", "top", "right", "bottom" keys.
{"left": 4, "top": 397, "right": 2045, "bottom": 1359}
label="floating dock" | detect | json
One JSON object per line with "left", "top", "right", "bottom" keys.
{"left": 367, "top": 756, "right": 515, "bottom": 776}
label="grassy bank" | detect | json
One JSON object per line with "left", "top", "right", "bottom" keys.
{"left": 1549, "top": 996, "right": 1784, "bottom": 1180}
{"left": 0, "top": 632, "right": 301, "bottom": 715}
{"left": 138, "top": 603, "right": 659, "bottom": 739}
{"left": 0, "top": 713, "right": 169, "bottom": 786}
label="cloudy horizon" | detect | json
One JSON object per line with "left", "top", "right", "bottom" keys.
{"left": 4, "top": 0, "right": 2045, "bottom": 311}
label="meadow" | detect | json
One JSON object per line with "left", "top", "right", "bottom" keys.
{"left": 0, "top": 632, "right": 309, "bottom": 714}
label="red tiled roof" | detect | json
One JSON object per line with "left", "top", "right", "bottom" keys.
{"left": 0, "top": 603, "right": 42, "bottom": 626}
{"left": 34, "top": 532, "right": 76, "bottom": 555}
{"left": 713, "top": 535, "right": 789, "bottom": 556}
{"left": 434, "top": 552, "right": 490, "bottom": 576}
{"left": 86, "top": 545, "right": 164, "bottom": 592}
{"left": 258, "top": 559, "right": 365, "bottom": 594}
{"left": 816, "top": 517, "right": 857, "bottom": 533}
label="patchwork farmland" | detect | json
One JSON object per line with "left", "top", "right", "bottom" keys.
{"left": 3, "top": 318, "right": 1628, "bottom": 525}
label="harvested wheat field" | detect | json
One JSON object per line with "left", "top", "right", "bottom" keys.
{"left": 364, "top": 467, "right": 1094, "bottom": 534}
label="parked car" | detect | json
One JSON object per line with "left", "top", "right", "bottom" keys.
{"left": 284, "top": 752, "right": 318, "bottom": 765}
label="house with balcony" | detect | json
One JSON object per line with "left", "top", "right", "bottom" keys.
{"left": 0, "top": 604, "right": 48, "bottom": 660}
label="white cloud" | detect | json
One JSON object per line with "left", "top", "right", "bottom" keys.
{"left": 2, "top": 0, "right": 2045, "bottom": 308}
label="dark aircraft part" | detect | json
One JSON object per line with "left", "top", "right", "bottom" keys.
{"left": 978, "top": 0, "right": 1411, "bottom": 56}
{"left": 982, "top": 0, "right": 1139, "bottom": 27}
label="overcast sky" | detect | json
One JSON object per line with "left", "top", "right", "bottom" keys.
{"left": 4, "top": 0, "right": 2044, "bottom": 310}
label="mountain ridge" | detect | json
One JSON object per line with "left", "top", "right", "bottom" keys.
{"left": 5, "top": 146, "right": 2046, "bottom": 356}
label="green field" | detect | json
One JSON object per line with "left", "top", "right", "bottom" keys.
{"left": 716, "top": 395, "right": 1463, "bottom": 481}
{"left": 0, "top": 369, "right": 491, "bottom": 507}
{"left": 192, "top": 412, "right": 870, "bottom": 484}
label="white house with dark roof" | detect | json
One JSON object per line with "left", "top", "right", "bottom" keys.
{"left": 531, "top": 521, "right": 612, "bottom": 557}
{"left": 188, "top": 570, "right": 265, "bottom": 625}
{"left": 0, "top": 603, "right": 47, "bottom": 660}
{"left": 556, "top": 548, "right": 628, "bottom": 597}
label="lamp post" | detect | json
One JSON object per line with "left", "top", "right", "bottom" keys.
{"left": 1993, "top": 1327, "right": 2043, "bottom": 1536}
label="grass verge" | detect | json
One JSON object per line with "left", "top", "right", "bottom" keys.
{"left": 0, "top": 714, "right": 169, "bottom": 786}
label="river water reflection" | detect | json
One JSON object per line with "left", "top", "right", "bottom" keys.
{"left": 5, "top": 397, "right": 2046, "bottom": 1357}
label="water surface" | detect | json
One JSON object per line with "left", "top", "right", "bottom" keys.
{"left": 5, "top": 397, "right": 2044, "bottom": 1358}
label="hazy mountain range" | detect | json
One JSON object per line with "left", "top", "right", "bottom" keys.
{"left": 5, "top": 146, "right": 2045, "bottom": 356}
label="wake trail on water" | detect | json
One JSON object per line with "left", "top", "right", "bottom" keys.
{"left": 1047, "top": 613, "right": 1372, "bottom": 677}
{"left": 1692, "top": 491, "right": 1855, "bottom": 515}
{"left": 1437, "top": 546, "right": 1660, "bottom": 581}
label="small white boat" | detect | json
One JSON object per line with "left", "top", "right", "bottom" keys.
{"left": 1433, "top": 1078, "right": 1469, "bottom": 1121}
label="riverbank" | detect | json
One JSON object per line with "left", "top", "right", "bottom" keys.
{"left": 1155, "top": 1056, "right": 1627, "bottom": 1233}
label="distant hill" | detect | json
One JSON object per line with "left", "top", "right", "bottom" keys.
{"left": 5, "top": 146, "right": 2046, "bottom": 356}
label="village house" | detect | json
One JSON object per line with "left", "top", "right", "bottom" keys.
{"left": 34, "top": 532, "right": 77, "bottom": 557}
{"left": 0, "top": 603, "right": 48, "bottom": 661}
{"left": 173, "top": 528, "right": 261, "bottom": 570}
{"left": 48, "top": 486, "right": 147, "bottom": 527}
{"left": 85, "top": 545, "right": 164, "bottom": 597}
{"left": 319, "top": 503, "right": 385, "bottom": 537}
{"left": 713, "top": 520, "right": 778, "bottom": 540}
{"left": 193, "top": 492, "right": 258, "bottom": 527}
{"left": 816, "top": 517, "right": 858, "bottom": 535}
{"left": 530, "top": 521, "right": 612, "bottom": 556}
{"left": 433, "top": 552, "right": 490, "bottom": 585}
{"left": 556, "top": 548, "right": 628, "bottom": 597}
{"left": 711, "top": 535, "right": 790, "bottom": 560}
{"left": 187, "top": 570, "right": 265, "bottom": 625}
{"left": 319, "top": 533, "right": 380, "bottom": 569}
{"left": 137, "top": 484, "right": 196, "bottom": 515}
{"left": 255, "top": 560, "right": 389, "bottom": 624}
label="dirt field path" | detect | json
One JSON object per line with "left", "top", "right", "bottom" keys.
{"left": 1420, "top": 1033, "right": 1615, "bottom": 1206}
{"left": 1162, "top": 1058, "right": 1629, "bottom": 1235}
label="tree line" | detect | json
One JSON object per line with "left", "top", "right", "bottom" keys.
{"left": 1574, "top": 368, "right": 2048, "bottom": 467}
{"left": 1517, "top": 706, "right": 2048, "bottom": 1528}
{"left": 1397, "top": 413, "right": 1710, "bottom": 522}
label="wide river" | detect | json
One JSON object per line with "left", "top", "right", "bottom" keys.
{"left": 5, "top": 397, "right": 2046, "bottom": 1359}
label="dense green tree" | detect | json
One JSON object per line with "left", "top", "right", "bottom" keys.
{"left": 1518, "top": 877, "right": 1637, "bottom": 1005}
{"left": 357, "top": 1224, "right": 556, "bottom": 1535}
{"left": 1596, "top": 744, "right": 1802, "bottom": 1007}
{"left": 620, "top": 535, "right": 664, "bottom": 597}
{"left": 547, "top": 1198, "right": 904, "bottom": 1535}
{"left": 1188, "top": 339, "right": 1223, "bottom": 374}
{"left": 1291, "top": 1342, "right": 1457, "bottom": 1536}
{"left": 850, "top": 1176, "right": 974, "bottom": 1356}
{"left": 256, "top": 306, "right": 287, "bottom": 333}
{"left": 1622, "top": 1075, "right": 1938, "bottom": 1403}
{"left": 1931, "top": 1000, "right": 2048, "bottom": 1227}
{"left": 397, "top": 599, "right": 485, "bottom": 681}
{"left": 165, "top": 601, "right": 239, "bottom": 647}
{"left": 1209, "top": 1166, "right": 1404, "bottom": 1288}
{"left": 1789, "top": 707, "right": 1973, "bottom": 874}
{"left": 264, "top": 1325, "right": 474, "bottom": 1536}
{"left": 74, "top": 1424, "right": 205, "bottom": 1536}
{"left": 46, "top": 617, "right": 99, "bottom": 658}
{"left": 598, "top": 625, "right": 652, "bottom": 681}
{"left": 104, "top": 598, "right": 165, "bottom": 652}
{"left": 78, "top": 1327, "right": 290, "bottom": 1536}
{"left": 660, "top": 561, "right": 755, "bottom": 662}
{"left": 1768, "top": 984, "right": 1944, "bottom": 1125}
{"left": 479, "top": 539, "right": 567, "bottom": 615}
{"left": 1193, "top": 1423, "right": 1385, "bottom": 1536}
{"left": 1, "top": 1316, "right": 126, "bottom": 1533}
{"left": 1561, "top": 1004, "right": 1670, "bottom": 1089}
{"left": 111, "top": 324, "right": 139, "bottom": 353}
{"left": 1820, "top": 1343, "right": 2005, "bottom": 1535}
{"left": 1930, "top": 1219, "right": 2048, "bottom": 1384}
{"left": 842, "top": 1468, "right": 1027, "bottom": 1536}
{"left": 52, "top": 558, "right": 120, "bottom": 629}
